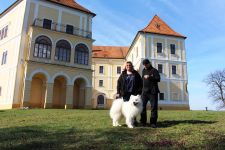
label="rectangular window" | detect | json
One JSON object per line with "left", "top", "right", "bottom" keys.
{"left": 4, "top": 25, "right": 8, "bottom": 38}
{"left": 170, "top": 44, "right": 176, "bottom": 54}
{"left": 99, "top": 80, "right": 103, "bottom": 87}
{"left": 158, "top": 64, "right": 163, "bottom": 73}
{"left": 99, "top": 66, "right": 104, "bottom": 74}
{"left": 1, "top": 28, "right": 4, "bottom": 40}
{"left": 43, "top": 19, "right": 52, "bottom": 29}
{"left": 117, "top": 66, "right": 121, "bottom": 74}
{"left": 66, "top": 25, "right": 74, "bottom": 34}
{"left": 1, "top": 51, "right": 7, "bottom": 65}
{"left": 157, "top": 43, "right": 162, "bottom": 53}
{"left": 0, "top": 25, "right": 9, "bottom": 40}
{"left": 172, "top": 65, "right": 176, "bottom": 74}
{"left": 159, "top": 93, "right": 164, "bottom": 100}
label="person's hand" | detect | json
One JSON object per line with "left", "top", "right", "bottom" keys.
{"left": 144, "top": 75, "right": 149, "bottom": 79}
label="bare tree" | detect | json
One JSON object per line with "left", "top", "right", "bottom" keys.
{"left": 204, "top": 69, "right": 225, "bottom": 109}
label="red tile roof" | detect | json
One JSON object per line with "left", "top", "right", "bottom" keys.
{"left": 47, "top": 0, "right": 96, "bottom": 16}
{"left": 92, "top": 46, "right": 129, "bottom": 59}
{"left": 141, "top": 15, "right": 186, "bottom": 38}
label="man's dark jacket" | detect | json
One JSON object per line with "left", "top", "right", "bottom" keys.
{"left": 142, "top": 66, "right": 160, "bottom": 94}
{"left": 117, "top": 70, "right": 143, "bottom": 97}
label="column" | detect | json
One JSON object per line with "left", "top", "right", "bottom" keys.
{"left": 84, "top": 86, "right": 92, "bottom": 108}
{"left": 167, "top": 81, "right": 170, "bottom": 101}
{"left": 146, "top": 35, "right": 150, "bottom": 58}
{"left": 65, "top": 84, "right": 74, "bottom": 109}
{"left": 57, "top": 10, "right": 62, "bottom": 31}
{"left": 44, "top": 82, "right": 54, "bottom": 108}
{"left": 151, "top": 36, "right": 154, "bottom": 59}
{"left": 180, "top": 81, "right": 184, "bottom": 101}
{"left": 70, "top": 45, "right": 75, "bottom": 65}
{"left": 23, "top": 80, "right": 32, "bottom": 107}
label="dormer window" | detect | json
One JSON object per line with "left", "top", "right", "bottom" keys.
{"left": 155, "top": 23, "right": 160, "bottom": 29}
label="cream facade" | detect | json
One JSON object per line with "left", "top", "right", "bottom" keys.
{"left": 127, "top": 33, "right": 189, "bottom": 110}
{"left": 92, "top": 58, "right": 126, "bottom": 108}
{"left": 0, "top": 0, "right": 95, "bottom": 109}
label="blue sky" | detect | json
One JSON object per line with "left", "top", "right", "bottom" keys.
{"left": 1, "top": 0, "right": 225, "bottom": 110}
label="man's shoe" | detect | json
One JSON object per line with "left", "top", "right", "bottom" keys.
{"left": 150, "top": 124, "right": 157, "bottom": 128}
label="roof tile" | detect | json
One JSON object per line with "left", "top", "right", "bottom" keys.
{"left": 141, "top": 15, "right": 186, "bottom": 38}
{"left": 92, "top": 46, "right": 129, "bottom": 59}
{"left": 47, "top": 0, "right": 95, "bottom": 16}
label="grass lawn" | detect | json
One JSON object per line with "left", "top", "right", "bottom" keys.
{"left": 0, "top": 109, "right": 225, "bottom": 150}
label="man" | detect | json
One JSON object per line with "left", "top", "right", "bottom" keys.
{"left": 140, "top": 59, "right": 160, "bottom": 128}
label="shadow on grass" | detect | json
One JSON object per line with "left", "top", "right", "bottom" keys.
{"left": 0, "top": 126, "right": 154, "bottom": 150}
{"left": 0, "top": 123, "right": 223, "bottom": 150}
{"left": 157, "top": 120, "right": 217, "bottom": 128}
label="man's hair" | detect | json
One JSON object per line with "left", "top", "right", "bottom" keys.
{"left": 142, "top": 59, "right": 151, "bottom": 65}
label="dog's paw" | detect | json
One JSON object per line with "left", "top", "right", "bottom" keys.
{"left": 128, "top": 125, "right": 134, "bottom": 128}
{"left": 113, "top": 124, "right": 121, "bottom": 127}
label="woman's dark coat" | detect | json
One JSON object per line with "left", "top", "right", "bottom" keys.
{"left": 117, "top": 70, "right": 143, "bottom": 97}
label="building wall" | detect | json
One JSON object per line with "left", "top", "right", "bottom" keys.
{"left": 92, "top": 58, "right": 125, "bottom": 108}
{"left": 0, "top": 0, "right": 27, "bottom": 109}
{"left": 126, "top": 33, "right": 145, "bottom": 71}
{"left": 144, "top": 33, "right": 189, "bottom": 109}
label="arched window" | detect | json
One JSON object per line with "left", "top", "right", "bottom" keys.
{"left": 75, "top": 43, "right": 89, "bottom": 65}
{"left": 34, "top": 36, "right": 52, "bottom": 59}
{"left": 97, "top": 95, "right": 105, "bottom": 106}
{"left": 55, "top": 40, "right": 71, "bottom": 62}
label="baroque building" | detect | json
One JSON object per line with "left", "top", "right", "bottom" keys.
{"left": 0, "top": 0, "right": 95, "bottom": 109}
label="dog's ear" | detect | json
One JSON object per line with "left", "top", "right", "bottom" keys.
{"left": 130, "top": 95, "right": 134, "bottom": 99}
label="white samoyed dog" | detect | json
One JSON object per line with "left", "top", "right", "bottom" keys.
{"left": 110, "top": 95, "right": 143, "bottom": 128}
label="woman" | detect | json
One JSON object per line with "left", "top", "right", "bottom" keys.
{"left": 117, "top": 61, "right": 143, "bottom": 101}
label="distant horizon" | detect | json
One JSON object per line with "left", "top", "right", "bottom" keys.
{"left": 1, "top": 0, "right": 225, "bottom": 110}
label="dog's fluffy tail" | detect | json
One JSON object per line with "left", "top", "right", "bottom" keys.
{"left": 109, "top": 98, "right": 123, "bottom": 119}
